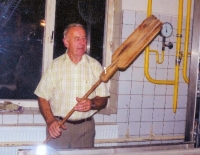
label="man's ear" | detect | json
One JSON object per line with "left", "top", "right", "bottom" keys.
{"left": 63, "top": 38, "right": 69, "bottom": 48}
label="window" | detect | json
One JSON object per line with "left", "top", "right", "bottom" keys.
{"left": 0, "top": 0, "right": 45, "bottom": 99}
{"left": 0, "top": 0, "right": 114, "bottom": 108}
{"left": 53, "top": 0, "right": 106, "bottom": 64}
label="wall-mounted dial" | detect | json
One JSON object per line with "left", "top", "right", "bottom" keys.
{"left": 160, "top": 22, "right": 173, "bottom": 38}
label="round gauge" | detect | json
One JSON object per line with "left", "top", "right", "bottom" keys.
{"left": 160, "top": 22, "right": 173, "bottom": 38}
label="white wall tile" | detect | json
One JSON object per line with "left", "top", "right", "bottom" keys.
{"left": 169, "top": 28, "right": 177, "bottom": 44}
{"left": 117, "top": 109, "right": 128, "bottom": 122}
{"left": 165, "top": 95, "right": 173, "bottom": 108}
{"left": 118, "top": 81, "right": 132, "bottom": 94}
{"left": 123, "top": 10, "right": 136, "bottom": 24}
{"left": 149, "top": 53, "right": 157, "bottom": 68}
{"left": 2, "top": 114, "right": 18, "bottom": 124}
{"left": 94, "top": 114, "right": 103, "bottom": 122}
{"left": 163, "top": 122, "right": 174, "bottom": 134}
{"left": 129, "top": 109, "right": 141, "bottom": 121}
{"left": 119, "top": 66, "right": 133, "bottom": 80}
{"left": 177, "top": 96, "right": 187, "bottom": 108}
{"left": 156, "top": 69, "right": 168, "bottom": 80}
{"left": 135, "top": 12, "right": 146, "bottom": 25}
{"left": 131, "top": 81, "right": 144, "bottom": 94}
{"left": 18, "top": 114, "right": 33, "bottom": 124}
{"left": 168, "top": 55, "right": 175, "bottom": 69}
{"left": 140, "top": 122, "right": 152, "bottom": 135}
{"left": 132, "top": 53, "right": 145, "bottom": 67}
{"left": 182, "top": 17, "right": 186, "bottom": 31}
{"left": 118, "top": 95, "right": 131, "bottom": 108}
{"left": 103, "top": 114, "right": 117, "bottom": 122}
{"left": 122, "top": 24, "right": 135, "bottom": 38}
{"left": 166, "top": 85, "right": 174, "bottom": 95}
{"left": 153, "top": 109, "right": 164, "bottom": 121}
{"left": 174, "top": 121, "right": 185, "bottom": 134}
{"left": 178, "top": 83, "right": 188, "bottom": 95}
{"left": 164, "top": 109, "right": 175, "bottom": 121}
{"left": 143, "top": 82, "right": 155, "bottom": 95}
{"left": 154, "top": 34, "right": 160, "bottom": 42}
{"left": 175, "top": 108, "right": 186, "bottom": 121}
{"left": 118, "top": 122, "right": 129, "bottom": 136}
{"left": 129, "top": 122, "right": 140, "bottom": 135}
{"left": 171, "top": 16, "right": 178, "bottom": 31}
{"left": 167, "top": 68, "right": 174, "bottom": 80}
{"left": 130, "top": 95, "right": 143, "bottom": 108}
{"left": 142, "top": 95, "right": 154, "bottom": 108}
{"left": 159, "top": 14, "right": 171, "bottom": 24}
{"left": 132, "top": 67, "right": 145, "bottom": 81}
{"left": 150, "top": 40, "right": 159, "bottom": 50}
{"left": 141, "top": 109, "right": 153, "bottom": 122}
{"left": 154, "top": 85, "right": 167, "bottom": 95}
{"left": 33, "top": 114, "right": 45, "bottom": 124}
{"left": 152, "top": 122, "right": 163, "bottom": 135}
{"left": 154, "top": 96, "right": 165, "bottom": 108}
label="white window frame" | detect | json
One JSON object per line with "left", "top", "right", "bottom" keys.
{"left": 1, "top": 0, "right": 114, "bottom": 108}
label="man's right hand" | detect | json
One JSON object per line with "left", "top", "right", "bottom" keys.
{"left": 48, "top": 119, "right": 67, "bottom": 138}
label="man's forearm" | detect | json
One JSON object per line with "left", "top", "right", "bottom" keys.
{"left": 38, "top": 97, "right": 55, "bottom": 126}
{"left": 91, "top": 96, "right": 109, "bottom": 110}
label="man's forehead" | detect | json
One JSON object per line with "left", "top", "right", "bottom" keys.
{"left": 70, "top": 27, "right": 86, "bottom": 33}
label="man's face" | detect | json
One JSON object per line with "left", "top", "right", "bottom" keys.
{"left": 63, "top": 27, "right": 87, "bottom": 57}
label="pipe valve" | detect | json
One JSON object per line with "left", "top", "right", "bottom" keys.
{"left": 164, "top": 42, "right": 173, "bottom": 49}
{"left": 162, "top": 37, "right": 173, "bottom": 51}
{"left": 175, "top": 51, "right": 183, "bottom": 65}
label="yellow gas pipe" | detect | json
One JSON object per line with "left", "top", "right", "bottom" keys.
{"left": 182, "top": 0, "right": 192, "bottom": 84}
{"left": 174, "top": 0, "right": 184, "bottom": 112}
{"left": 145, "top": 0, "right": 174, "bottom": 85}
{"left": 145, "top": 0, "right": 188, "bottom": 112}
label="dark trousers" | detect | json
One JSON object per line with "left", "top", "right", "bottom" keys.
{"left": 47, "top": 117, "right": 95, "bottom": 149}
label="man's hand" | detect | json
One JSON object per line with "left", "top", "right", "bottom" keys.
{"left": 74, "top": 96, "right": 109, "bottom": 111}
{"left": 74, "top": 97, "right": 92, "bottom": 112}
{"left": 47, "top": 119, "right": 67, "bottom": 138}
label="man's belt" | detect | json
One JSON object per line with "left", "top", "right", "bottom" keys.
{"left": 55, "top": 116, "right": 92, "bottom": 125}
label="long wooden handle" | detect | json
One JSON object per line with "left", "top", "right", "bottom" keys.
{"left": 43, "top": 79, "right": 103, "bottom": 144}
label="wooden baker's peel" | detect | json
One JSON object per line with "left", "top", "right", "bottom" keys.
{"left": 100, "top": 15, "right": 163, "bottom": 82}
{"left": 44, "top": 15, "right": 163, "bottom": 144}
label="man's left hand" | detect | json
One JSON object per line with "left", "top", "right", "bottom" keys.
{"left": 74, "top": 97, "right": 92, "bottom": 112}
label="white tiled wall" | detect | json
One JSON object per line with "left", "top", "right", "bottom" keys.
{"left": 0, "top": 107, "right": 45, "bottom": 125}
{"left": 101, "top": 9, "right": 191, "bottom": 145}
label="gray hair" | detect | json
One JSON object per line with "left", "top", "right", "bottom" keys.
{"left": 63, "top": 23, "right": 86, "bottom": 38}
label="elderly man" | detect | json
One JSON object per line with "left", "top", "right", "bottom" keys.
{"left": 34, "top": 23, "right": 110, "bottom": 149}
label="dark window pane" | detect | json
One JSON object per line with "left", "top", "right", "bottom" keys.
{"left": 0, "top": 0, "right": 45, "bottom": 99}
{"left": 54, "top": 0, "right": 105, "bottom": 64}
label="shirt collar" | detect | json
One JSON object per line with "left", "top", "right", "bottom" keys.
{"left": 64, "top": 50, "right": 87, "bottom": 64}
